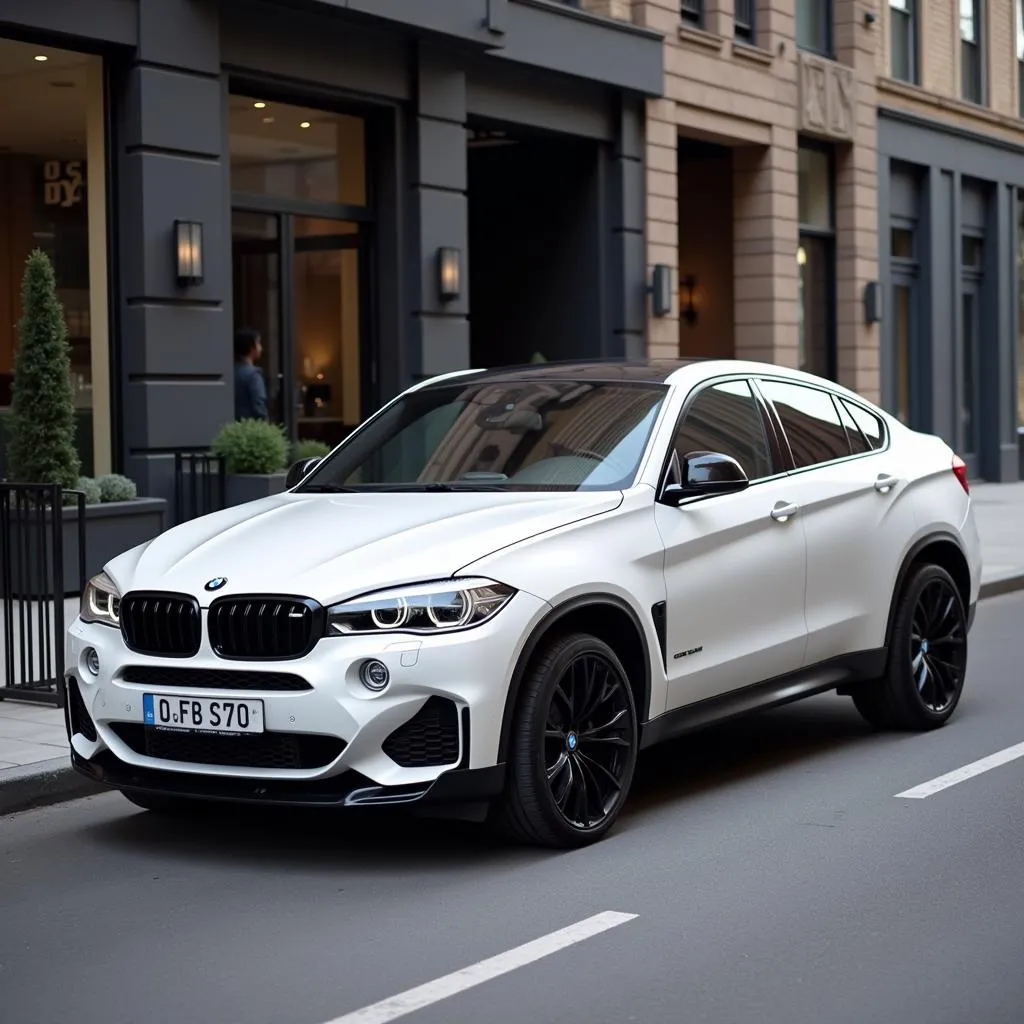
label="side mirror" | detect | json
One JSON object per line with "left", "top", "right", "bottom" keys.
{"left": 661, "top": 451, "right": 749, "bottom": 505}
{"left": 286, "top": 457, "right": 321, "bottom": 489}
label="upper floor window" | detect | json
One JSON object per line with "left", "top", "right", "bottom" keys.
{"left": 796, "top": 0, "right": 833, "bottom": 56}
{"left": 1017, "top": 0, "right": 1024, "bottom": 117}
{"left": 960, "top": 0, "right": 984, "bottom": 104}
{"left": 734, "top": 0, "right": 755, "bottom": 43}
{"left": 889, "top": 0, "right": 918, "bottom": 83}
{"left": 681, "top": 0, "right": 703, "bottom": 29}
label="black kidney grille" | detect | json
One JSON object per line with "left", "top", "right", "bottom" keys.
{"left": 382, "top": 697, "right": 461, "bottom": 768}
{"left": 110, "top": 722, "right": 345, "bottom": 771}
{"left": 120, "top": 666, "right": 312, "bottom": 692}
{"left": 208, "top": 597, "right": 321, "bottom": 660}
{"left": 120, "top": 593, "right": 201, "bottom": 657}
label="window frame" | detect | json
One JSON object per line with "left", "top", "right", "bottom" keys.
{"left": 1017, "top": 0, "right": 1024, "bottom": 117}
{"left": 734, "top": 0, "right": 756, "bottom": 44}
{"left": 888, "top": 0, "right": 918, "bottom": 84}
{"left": 680, "top": 0, "right": 704, "bottom": 29}
{"left": 959, "top": 0, "right": 985, "bottom": 105}
{"left": 752, "top": 376, "right": 890, "bottom": 474}
{"left": 796, "top": 0, "right": 834, "bottom": 57}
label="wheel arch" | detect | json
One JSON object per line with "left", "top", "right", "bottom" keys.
{"left": 884, "top": 531, "right": 972, "bottom": 651}
{"left": 496, "top": 594, "right": 653, "bottom": 764}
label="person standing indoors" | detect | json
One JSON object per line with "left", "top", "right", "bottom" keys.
{"left": 234, "top": 327, "right": 268, "bottom": 420}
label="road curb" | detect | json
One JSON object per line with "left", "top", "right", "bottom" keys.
{"left": 3, "top": 573, "right": 1024, "bottom": 817}
{"left": 0, "top": 757, "right": 106, "bottom": 817}
{"left": 978, "top": 573, "right": 1024, "bottom": 601}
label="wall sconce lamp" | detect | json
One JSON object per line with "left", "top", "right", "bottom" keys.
{"left": 864, "top": 280, "right": 882, "bottom": 324}
{"left": 680, "top": 274, "right": 699, "bottom": 326}
{"left": 437, "top": 246, "right": 461, "bottom": 302}
{"left": 175, "top": 220, "right": 204, "bottom": 287}
{"left": 649, "top": 264, "right": 673, "bottom": 318}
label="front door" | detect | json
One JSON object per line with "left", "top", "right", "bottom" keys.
{"left": 654, "top": 378, "right": 808, "bottom": 712}
{"left": 232, "top": 210, "right": 373, "bottom": 447}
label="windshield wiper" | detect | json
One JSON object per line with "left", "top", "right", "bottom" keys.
{"left": 377, "top": 482, "right": 508, "bottom": 492}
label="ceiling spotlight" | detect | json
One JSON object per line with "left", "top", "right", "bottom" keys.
{"left": 253, "top": 101, "right": 266, "bottom": 109}
{"left": 299, "top": 121, "right": 311, "bottom": 128}
{"left": 34, "top": 54, "right": 48, "bottom": 62}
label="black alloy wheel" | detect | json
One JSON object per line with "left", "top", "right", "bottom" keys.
{"left": 499, "top": 633, "right": 638, "bottom": 848}
{"left": 851, "top": 563, "right": 968, "bottom": 731}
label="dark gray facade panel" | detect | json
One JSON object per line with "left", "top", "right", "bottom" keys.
{"left": 118, "top": 153, "right": 227, "bottom": 302}
{"left": 121, "top": 305, "right": 231, "bottom": 378}
{"left": 304, "top": 0, "right": 501, "bottom": 48}
{"left": 962, "top": 180, "right": 987, "bottom": 230}
{"left": 879, "top": 109, "right": 1024, "bottom": 187}
{"left": 925, "top": 168, "right": 955, "bottom": 444}
{"left": 616, "top": 99, "right": 644, "bottom": 162}
{"left": 219, "top": 2, "right": 409, "bottom": 101}
{"left": 128, "top": 67, "right": 223, "bottom": 157}
{"left": 0, "top": 0, "right": 137, "bottom": 46}
{"left": 138, "top": 0, "right": 219, "bottom": 75}
{"left": 889, "top": 165, "right": 919, "bottom": 220}
{"left": 992, "top": 184, "right": 1018, "bottom": 480}
{"left": 420, "top": 317, "right": 472, "bottom": 376}
{"left": 416, "top": 189, "right": 470, "bottom": 318}
{"left": 618, "top": 158, "right": 645, "bottom": 233}
{"left": 416, "top": 119, "right": 469, "bottom": 192}
{"left": 500, "top": 0, "right": 663, "bottom": 96}
{"left": 467, "top": 71, "right": 613, "bottom": 140}
{"left": 619, "top": 230, "right": 647, "bottom": 340}
{"left": 124, "top": 382, "right": 229, "bottom": 449}
{"left": 417, "top": 50, "right": 470, "bottom": 123}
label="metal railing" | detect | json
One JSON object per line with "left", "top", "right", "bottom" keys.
{"left": 174, "top": 452, "right": 226, "bottom": 524}
{"left": 0, "top": 484, "right": 86, "bottom": 706}
{"left": 734, "top": 0, "right": 754, "bottom": 42}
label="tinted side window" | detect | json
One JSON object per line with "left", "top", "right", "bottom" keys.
{"left": 673, "top": 380, "right": 774, "bottom": 480}
{"left": 841, "top": 399, "right": 885, "bottom": 450}
{"left": 835, "top": 397, "right": 871, "bottom": 454}
{"left": 760, "top": 380, "right": 851, "bottom": 468}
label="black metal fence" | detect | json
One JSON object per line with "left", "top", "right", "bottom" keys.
{"left": 174, "top": 452, "right": 226, "bottom": 525}
{"left": 0, "top": 484, "right": 86, "bottom": 706}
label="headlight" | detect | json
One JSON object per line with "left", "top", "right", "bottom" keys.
{"left": 327, "top": 578, "right": 515, "bottom": 636}
{"left": 81, "top": 572, "right": 121, "bottom": 628}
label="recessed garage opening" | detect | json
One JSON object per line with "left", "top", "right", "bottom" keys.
{"left": 467, "top": 121, "right": 603, "bottom": 370}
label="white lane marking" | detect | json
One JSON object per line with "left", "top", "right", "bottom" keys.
{"left": 895, "top": 740, "right": 1024, "bottom": 799}
{"left": 321, "top": 910, "right": 638, "bottom": 1024}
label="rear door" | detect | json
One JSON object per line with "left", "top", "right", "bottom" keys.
{"left": 655, "top": 377, "right": 808, "bottom": 711}
{"left": 755, "top": 377, "right": 916, "bottom": 665}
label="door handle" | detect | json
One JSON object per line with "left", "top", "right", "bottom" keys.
{"left": 874, "top": 473, "right": 899, "bottom": 494}
{"left": 770, "top": 501, "right": 799, "bottom": 522}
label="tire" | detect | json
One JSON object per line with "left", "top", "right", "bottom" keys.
{"left": 122, "top": 790, "right": 204, "bottom": 815}
{"left": 497, "top": 632, "right": 639, "bottom": 849}
{"left": 851, "top": 563, "right": 968, "bottom": 732}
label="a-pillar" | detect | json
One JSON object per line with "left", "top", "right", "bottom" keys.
{"left": 408, "top": 46, "right": 469, "bottom": 380}
{"left": 114, "top": 0, "right": 231, "bottom": 500}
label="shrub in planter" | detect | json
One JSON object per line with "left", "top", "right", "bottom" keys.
{"left": 96, "top": 473, "right": 138, "bottom": 503}
{"left": 292, "top": 439, "right": 332, "bottom": 463}
{"left": 75, "top": 476, "right": 102, "bottom": 506}
{"left": 212, "top": 419, "right": 290, "bottom": 507}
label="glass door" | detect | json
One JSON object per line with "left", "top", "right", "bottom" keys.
{"left": 231, "top": 210, "right": 370, "bottom": 445}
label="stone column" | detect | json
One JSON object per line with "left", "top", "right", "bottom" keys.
{"left": 115, "top": 0, "right": 231, "bottom": 499}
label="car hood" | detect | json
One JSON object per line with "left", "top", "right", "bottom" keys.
{"left": 107, "top": 490, "right": 623, "bottom": 604}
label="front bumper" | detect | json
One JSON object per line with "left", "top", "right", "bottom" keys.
{"left": 65, "top": 590, "right": 548, "bottom": 807}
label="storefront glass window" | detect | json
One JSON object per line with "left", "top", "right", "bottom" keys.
{"left": 229, "top": 95, "right": 367, "bottom": 207}
{"left": 797, "top": 143, "right": 835, "bottom": 380}
{"left": 0, "top": 38, "right": 107, "bottom": 475}
{"left": 1018, "top": 193, "right": 1024, "bottom": 430}
{"left": 798, "top": 147, "right": 832, "bottom": 230}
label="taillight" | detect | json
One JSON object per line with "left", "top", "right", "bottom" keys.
{"left": 952, "top": 454, "right": 970, "bottom": 494}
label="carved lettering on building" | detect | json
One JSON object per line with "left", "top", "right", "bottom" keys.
{"left": 798, "top": 54, "right": 855, "bottom": 142}
{"left": 42, "top": 159, "right": 84, "bottom": 208}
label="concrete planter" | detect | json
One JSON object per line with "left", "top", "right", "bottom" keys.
{"left": 2, "top": 497, "right": 167, "bottom": 599}
{"left": 224, "top": 473, "right": 287, "bottom": 509}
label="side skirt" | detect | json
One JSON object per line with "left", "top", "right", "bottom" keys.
{"left": 639, "top": 648, "right": 887, "bottom": 750}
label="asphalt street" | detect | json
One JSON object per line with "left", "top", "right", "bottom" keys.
{"left": 3, "top": 592, "right": 1024, "bottom": 1024}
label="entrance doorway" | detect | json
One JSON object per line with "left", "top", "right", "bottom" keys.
{"left": 232, "top": 212, "right": 370, "bottom": 447}
{"left": 228, "top": 92, "right": 375, "bottom": 448}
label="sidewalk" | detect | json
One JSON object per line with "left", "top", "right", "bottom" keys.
{"left": 1, "top": 479, "right": 1022, "bottom": 814}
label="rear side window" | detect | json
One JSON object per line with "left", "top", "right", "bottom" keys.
{"left": 835, "top": 398, "right": 872, "bottom": 454}
{"left": 672, "top": 379, "right": 774, "bottom": 481}
{"left": 759, "top": 379, "right": 851, "bottom": 469}
{"left": 840, "top": 399, "right": 885, "bottom": 450}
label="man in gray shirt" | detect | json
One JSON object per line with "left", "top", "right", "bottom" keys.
{"left": 234, "top": 327, "right": 268, "bottom": 420}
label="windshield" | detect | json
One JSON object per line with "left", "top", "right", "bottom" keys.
{"left": 297, "top": 379, "right": 668, "bottom": 492}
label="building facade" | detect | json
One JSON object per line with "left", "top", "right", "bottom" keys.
{"left": 0, "top": 0, "right": 661, "bottom": 499}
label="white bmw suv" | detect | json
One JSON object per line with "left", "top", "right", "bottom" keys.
{"left": 65, "top": 359, "right": 982, "bottom": 848}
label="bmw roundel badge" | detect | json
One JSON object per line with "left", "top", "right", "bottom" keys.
{"left": 205, "top": 577, "right": 228, "bottom": 592}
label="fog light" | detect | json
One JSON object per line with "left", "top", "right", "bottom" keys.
{"left": 84, "top": 648, "right": 100, "bottom": 676}
{"left": 359, "top": 659, "right": 390, "bottom": 692}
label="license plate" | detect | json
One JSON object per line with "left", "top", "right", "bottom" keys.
{"left": 143, "top": 694, "right": 264, "bottom": 734}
